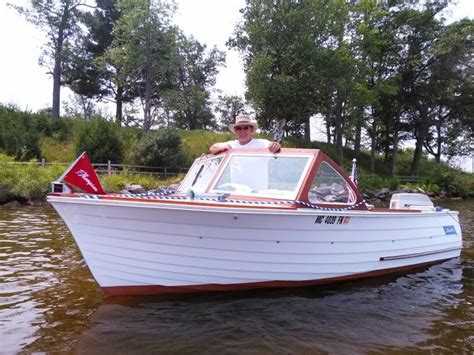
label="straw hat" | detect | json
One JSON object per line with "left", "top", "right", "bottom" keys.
{"left": 228, "top": 115, "right": 259, "bottom": 134}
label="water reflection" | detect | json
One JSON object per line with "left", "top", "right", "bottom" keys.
{"left": 75, "top": 259, "right": 469, "bottom": 354}
{"left": 0, "top": 206, "right": 103, "bottom": 353}
{"left": 0, "top": 203, "right": 473, "bottom": 353}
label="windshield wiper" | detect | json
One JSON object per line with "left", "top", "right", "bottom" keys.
{"left": 191, "top": 164, "right": 205, "bottom": 187}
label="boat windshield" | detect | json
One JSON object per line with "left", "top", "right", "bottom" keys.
{"left": 178, "top": 155, "right": 224, "bottom": 193}
{"left": 308, "top": 161, "right": 357, "bottom": 204}
{"left": 211, "top": 154, "right": 311, "bottom": 199}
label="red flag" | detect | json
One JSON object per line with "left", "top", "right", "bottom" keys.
{"left": 62, "top": 152, "right": 105, "bottom": 194}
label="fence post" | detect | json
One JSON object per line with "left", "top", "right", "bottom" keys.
{"left": 41, "top": 158, "right": 45, "bottom": 167}
{"left": 108, "top": 160, "right": 112, "bottom": 176}
{"left": 164, "top": 167, "right": 167, "bottom": 178}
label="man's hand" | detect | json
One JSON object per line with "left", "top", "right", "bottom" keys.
{"left": 209, "top": 143, "right": 232, "bottom": 154}
{"left": 268, "top": 141, "right": 281, "bottom": 153}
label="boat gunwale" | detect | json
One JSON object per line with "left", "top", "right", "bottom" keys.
{"left": 46, "top": 193, "right": 460, "bottom": 218}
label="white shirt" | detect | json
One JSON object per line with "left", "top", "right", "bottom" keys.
{"left": 226, "top": 139, "right": 271, "bottom": 191}
{"left": 227, "top": 138, "right": 271, "bottom": 149}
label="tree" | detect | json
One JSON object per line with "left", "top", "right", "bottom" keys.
{"left": 75, "top": 117, "right": 124, "bottom": 163}
{"left": 10, "top": 0, "right": 87, "bottom": 119}
{"left": 214, "top": 94, "right": 246, "bottom": 131}
{"left": 165, "top": 34, "right": 225, "bottom": 130}
{"left": 133, "top": 126, "right": 184, "bottom": 168}
{"left": 352, "top": 0, "right": 401, "bottom": 173}
{"left": 230, "top": 0, "right": 327, "bottom": 139}
{"left": 104, "top": 0, "right": 176, "bottom": 131}
{"left": 422, "top": 19, "right": 474, "bottom": 164}
{"left": 63, "top": 0, "right": 133, "bottom": 124}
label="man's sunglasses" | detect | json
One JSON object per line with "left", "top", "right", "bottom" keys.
{"left": 235, "top": 126, "right": 252, "bottom": 131}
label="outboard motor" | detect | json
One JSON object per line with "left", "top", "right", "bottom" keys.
{"left": 390, "top": 193, "right": 434, "bottom": 210}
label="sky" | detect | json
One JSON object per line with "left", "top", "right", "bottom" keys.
{"left": 0, "top": 0, "right": 472, "bottom": 171}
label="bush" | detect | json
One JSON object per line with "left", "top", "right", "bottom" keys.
{"left": 75, "top": 117, "right": 123, "bottom": 163}
{"left": 0, "top": 105, "right": 41, "bottom": 160}
{"left": 133, "top": 127, "right": 185, "bottom": 168}
{"left": 359, "top": 174, "right": 400, "bottom": 192}
{"left": 118, "top": 127, "right": 142, "bottom": 164}
{"left": 101, "top": 173, "right": 182, "bottom": 192}
{"left": 180, "top": 129, "right": 234, "bottom": 165}
{"left": 0, "top": 152, "right": 64, "bottom": 203}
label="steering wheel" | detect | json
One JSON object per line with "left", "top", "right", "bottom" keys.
{"left": 217, "top": 183, "right": 253, "bottom": 193}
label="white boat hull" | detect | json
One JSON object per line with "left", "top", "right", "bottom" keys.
{"left": 49, "top": 196, "right": 462, "bottom": 296}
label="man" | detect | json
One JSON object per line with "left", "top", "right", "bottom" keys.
{"left": 209, "top": 115, "right": 281, "bottom": 154}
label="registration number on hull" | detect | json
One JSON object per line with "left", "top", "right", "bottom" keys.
{"left": 314, "top": 216, "right": 351, "bottom": 225}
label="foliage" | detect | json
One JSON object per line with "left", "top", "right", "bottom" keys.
{"left": 166, "top": 34, "right": 225, "bottom": 130}
{"left": 231, "top": 0, "right": 473, "bottom": 174}
{"left": 101, "top": 172, "right": 181, "bottom": 192}
{"left": 403, "top": 182, "right": 441, "bottom": 197}
{"left": 118, "top": 126, "right": 143, "bottom": 164}
{"left": 39, "top": 136, "right": 76, "bottom": 163}
{"left": 10, "top": 0, "right": 86, "bottom": 118}
{"left": 0, "top": 151, "right": 178, "bottom": 203}
{"left": 358, "top": 174, "right": 400, "bottom": 192}
{"left": 230, "top": 0, "right": 324, "bottom": 137}
{"left": 0, "top": 153, "right": 65, "bottom": 203}
{"left": 214, "top": 94, "right": 246, "bottom": 131}
{"left": 74, "top": 118, "right": 124, "bottom": 163}
{"left": 132, "top": 126, "right": 184, "bottom": 168}
{"left": 180, "top": 130, "right": 233, "bottom": 165}
{"left": 63, "top": 0, "right": 124, "bottom": 121}
{"left": 422, "top": 164, "right": 474, "bottom": 198}
{"left": 0, "top": 105, "right": 42, "bottom": 160}
{"left": 104, "top": 0, "right": 177, "bottom": 131}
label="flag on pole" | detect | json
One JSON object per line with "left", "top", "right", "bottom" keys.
{"left": 350, "top": 158, "right": 358, "bottom": 187}
{"left": 58, "top": 152, "right": 105, "bottom": 194}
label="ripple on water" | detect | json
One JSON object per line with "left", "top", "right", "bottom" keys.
{"left": 1, "top": 204, "right": 473, "bottom": 353}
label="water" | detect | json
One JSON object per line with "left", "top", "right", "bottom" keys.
{"left": 1, "top": 201, "right": 473, "bottom": 353}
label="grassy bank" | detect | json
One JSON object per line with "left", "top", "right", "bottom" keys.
{"left": 1, "top": 107, "right": 472, "bottom": 203}
{"left": 0, "top": 153, "right": 180, "bottom": 204}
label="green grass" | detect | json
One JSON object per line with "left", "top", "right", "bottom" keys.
{"left": 39, "top": 136, "right": 76, "bottom": 162}
{"left": 2, "top": 115, "right": 473, "bottom": 201}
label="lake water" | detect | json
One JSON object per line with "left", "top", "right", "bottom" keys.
{"left": 1, "top": 200, "right": 473, "bottom": 353}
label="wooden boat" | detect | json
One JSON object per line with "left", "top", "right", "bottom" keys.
{"left": 47, "top": 149, "right": 462, "bottom": 296}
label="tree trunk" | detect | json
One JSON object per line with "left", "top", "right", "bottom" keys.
{"left": 410, "top": 123, "right": 426, "bottom": 176}
{"left": 143, "top": 32, "right": 152, "bottom": 132}
{"left": 389, "top": 131, "right": 399, "bottom": 176}
{"left": 115, "top": 85, "right": 124, "bottom": 125}
{"left": 410, "top": 134, "right": 424, "bottom": 176}
{"left": 335, "top": 99, "right": 344, "bottom": 166}
{"left": 354, "top": 119, "right": 361, "bottom": 158}
{"left": 370, "top": 118, "right": 376, "bottom": 173}
{"left": 435, "top": 123, "right": 442, "bottom": 163}
{"left": 304, "top": 119, "right": 310, "bottom": 141}
{"left": 52, "top": 24, "right": 65, "bottom": 119}
{"left": 409, "top": 111, "right": 430, "bottom": 176}
{"left": 336, "top": 127, "right": 344, "bottom": 166}
{"left": 326, "top": 119, "right": 331, "bottom": 144}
